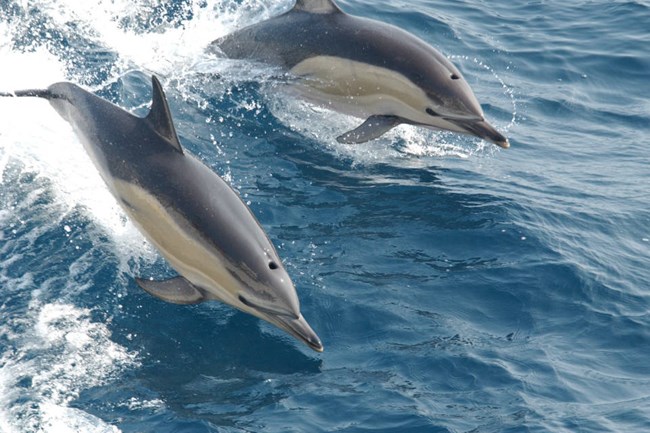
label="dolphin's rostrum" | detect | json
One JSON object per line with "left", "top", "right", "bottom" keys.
{"left": 210, "top": 0, "right": 510, "bottom": 148}
{"left": 1, "top": 76, "right": 323, "bottom": 352}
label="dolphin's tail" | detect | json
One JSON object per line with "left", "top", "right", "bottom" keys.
{"left": 0, "top": 89, "right": 52, "bottom": 98}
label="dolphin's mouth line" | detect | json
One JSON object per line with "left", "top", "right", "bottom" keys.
{"left": 238, "top": 294, "right": 323, "bottom": 352}
{"left": 238, "top": 294, "right": 299, "bottom": 319}
{"left": 447, "top": 118, "right": 510, "bottom": 148}
{"left": 440, "top": 114, "right": 484, "bottom": 122}
{"left": 424, "top": 110, "right": 483, "bottom": 122}
{"left": 271, "top": 314, "right": 324, "bottom": 353}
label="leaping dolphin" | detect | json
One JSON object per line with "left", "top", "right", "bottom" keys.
{"left": 210, "top": 0, "right": 509, "bottom": 148}
{"left": 0, "top": 76, "right": 323, "bottom": 352}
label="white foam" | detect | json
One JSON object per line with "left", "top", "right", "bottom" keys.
{"left": 40, "top": 404, "right": 121, "bottom": 433}
{"left": 0, "top": 30, "right": 157, "bottom": 265}
{"left": 3, "top": 0, "right": 283, "bottom": 79}
{"left": 0, "top": 302, "right": 137, "bottom": 433}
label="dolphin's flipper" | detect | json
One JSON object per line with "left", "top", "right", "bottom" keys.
{"left": 336, "top": 115, "right": 403, "bottom": 144}
{"left": 136, "top": 276, "right": 207, "bottom": 305}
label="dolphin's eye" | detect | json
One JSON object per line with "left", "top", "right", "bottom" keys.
{"left": 426, "top": 108, "right": 439, "bottom": 117}
{"left": 268, "top": 261, "right": 279, "bottom": 270}
{"left": 450, "top": 73, "right": 460, "bottom": 80}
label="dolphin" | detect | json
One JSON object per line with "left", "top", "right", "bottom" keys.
{"left": 210, "top": 0, "right": 509, "bottom": 148}
{"left": 0, "top": 76, "right": 323, "bottom": 352}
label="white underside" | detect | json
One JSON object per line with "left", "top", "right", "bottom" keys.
{"left": 112, "top": 179, "right": 242, "bottom": 306}
{"left": 289, "top": 55, "right": 466, "bottom": 134}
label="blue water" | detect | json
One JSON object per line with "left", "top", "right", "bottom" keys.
{"left": 1, "top": 1, "right": 649, "bottom": 432}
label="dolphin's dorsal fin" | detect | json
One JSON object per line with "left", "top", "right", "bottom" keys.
{"left": 146, "top": 75, "right": 183, "bottom": 154}
{"left": 292, "top": 0, "right": 342, "bottom": 14}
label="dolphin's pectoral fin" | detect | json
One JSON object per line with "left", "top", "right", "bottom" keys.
{"left": 136, "top": 276, "right": 206, "bottom": 305}
{"left": 336, "top": 115, "right": 403, "bottom": 144}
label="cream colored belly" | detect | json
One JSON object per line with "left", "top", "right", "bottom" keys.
{"left": 112, "top": 179, "right": 240, "bottom": 304}
{"left": 290, "top": 55, "right": 437, "bottom": 125}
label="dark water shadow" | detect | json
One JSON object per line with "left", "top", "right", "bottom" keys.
{"left": 92, "top": 291, "right": 322, "bottom": 429}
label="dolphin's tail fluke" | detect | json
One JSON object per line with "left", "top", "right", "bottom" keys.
{"left": 0, "top": 89, "right": 52, "bottom": 99}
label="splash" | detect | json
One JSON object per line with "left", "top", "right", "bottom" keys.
{"left": 449, "top": 54, "right": 518, "bottom": 134}
{"left": 0, "top": 302, "right": 138, "bottom": 433}
{"left": 1, "top": 0, "right": 285, "bottom": 80}
{"left": 0, "top": 57, "right": 151, "bottom": 263}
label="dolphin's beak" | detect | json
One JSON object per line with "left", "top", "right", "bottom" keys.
{"left": 450, "top": 118, "right": 510, "bottom": 149}
{"left": 270, "top": 313, "right": 324, "bottom": 352}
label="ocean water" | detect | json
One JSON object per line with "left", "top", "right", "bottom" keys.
{"left": 0, "top": 0, "right": 649, "bottom": 432}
